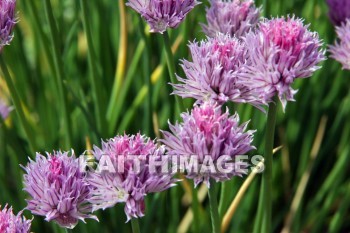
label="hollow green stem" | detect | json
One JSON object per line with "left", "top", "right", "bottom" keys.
{"left": 0, "top": 56, "right": 36, "bottom": 154}
{"left": 138, "top": 21, "right": 152, "bottom": 136}
{"left": 43, "top": 0, "right": 72, "bottom": 148}
{"left": 192, "top": 185, "right": 200, "bottom": 233}
{"left": 80, "top": 0, "right": 106, "bottom": 135}
{"left": 218, "top": 181, "right": 231, "bottom": 218}
{"left": 170, "top": 186, "right": 180, "bottom": 231}
{"left": 208, "top": 180, "right": 220, "bottom": 233}
{"left": 253, "top": 179, "right": 265, "bottom": 233}
{"left": 162, "top": 31, "right": 185, "bottom": 114}
{"left": 263, "top": 0, "right": 268, "bottom": 17}
{"left": 107, "top": 40, "right": 145, "bottom": 135}
{"left": 27, "top": 0, "right": 55, "bottom": 74}
{"left": 131, "top": 218, "right": 141, "bottom": 233}
{"left": 261, "top": 97, "right": 278, "bottom": 233}
{"left": 329, "top": 183, "right": 350, "bottom": 233}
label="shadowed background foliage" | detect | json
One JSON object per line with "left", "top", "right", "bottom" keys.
{"left": 0, "top": 0, "right": 349, "bottom": 232}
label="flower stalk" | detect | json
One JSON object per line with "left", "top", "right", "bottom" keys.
{"left": 43, "top": 0, "right": 72, "bottom": 148}
{"left": 131, "top": 218, "right": 141, "bottom": 233}
{"left": 192, "top": 186, "right": 200, "bottom": 233}
{"left": 208, "top": 181, "right": 220, "bottom": 233}
{"left": 0, "top": 55, "right": 36, "bottom": 153}
{"left": 80, "top": 0, "right": 106, "bottom": 135}
{"left": 263, "top": 0, "right": 268, "bottom": 17}
{"left": 261, "top": 97, "right": 278, "bottom": 233}
{"left": 107, "top": 0, "right": 128, "bottom": 131}
{"left": 162, "top": 31, "right": 185, "bottom": 113}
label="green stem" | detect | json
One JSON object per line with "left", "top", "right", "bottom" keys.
{"left": 329, "top": 183, "right": 350, "bottom": 233}
{"left": 263, "top": 0, "right": 268, "bottom": 17}
{"left": 0, "top": 56, "right": 36, "bottom": 153}
{"left": 52, "top": 223, "right": 65, "bottom": 233}
{"left": 170, "top": 186, "right": 180, "bottom": 232}
{"left": 253, "top": 179, "right": 265, "bottom": 233}
{"left": 43, "top": 0, "right": 72, "bottom": 148}
{"left": 138, "top": 21, "right": 152, "bottom": 136}
{"left": 27, "top": 0, "right": 55, "bottom": 75}
{"left": 262, "top": 97, "right": 278, "bottom": 233}
{"left": 218, "top": 181, "right": 230, "bottom": 218}
{"left": 313, "top": 123, "right": 350, "bottom": 205}
{"left": 80, "top": 0, "right": 106, "bottom": 135}
{"left": 131, "top": 218, "right": 141, "bottom": 233}
{"left": 162, "top": 31, "right": 185, "bottom": 114}
{"left": 208, "top": 180, "right": 220, "bottom": 233}
{"left": 107, "top": 40, "right": 145, "bottom": 135}
{"left": 117, "top": 86, "right": 148, "bottom": 132}
{"left": 192, "top": 185, "right": 200, "bottom": 233}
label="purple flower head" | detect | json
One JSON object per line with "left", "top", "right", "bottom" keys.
{"left": 0, "top": 99, "right": 11, "bottom": 120}
{"left": 126, "top": 0, "right": 200, "bottom": 34}
{"left": 240, "top": 16, "right": 325, "bottom": 109}
{"left": 161, "top": 102, "right": 255, "bottom": 187}
{"left": 0, "top": 0, "right": 17, "bottom": 51}
{"left": 0, "top": 204, "right": 32, "bottom": 233}
{"left": 202, "top": 0, "right": 261, "bottom": 38}
{"left": 88, "top": 133, "right": 177, "bottom": 221}
{"left": 173, "top": 34, "right": 263, "bottom": 107}
{"left": 22, "top": 151, "right": 98, "bottom": 229}
{"left": 326, "top": 0, "right": 350, "bottom": 26}
{"left": 329, "top": 19, "right": 350, "bottom": 70}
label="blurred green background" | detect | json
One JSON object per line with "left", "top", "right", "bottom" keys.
{"left": 0, "top": 0, "right": 349, "bottom": 232}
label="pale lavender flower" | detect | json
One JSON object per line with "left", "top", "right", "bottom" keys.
{"left": 202, "top": 0, "right": 261, "bottom": 38}
{"left": 240, "top": 16, "right": 325, "bottom": 109}
{"left": 326, "top": 0, "right": 350, "bottom": 26}
{"left": 0, "top": 0, "right": 17, "bottom": 51}
{"left": 126, "top": 0, "right": 200, "bottom": 34}
{"left": 88, "top": 133, "right": 177, "bottom": 221}
{"left": 22, "top": 151, "right": 98, "bottom": 229}
{"left": 173, "top": 34, "right": 263, "bottom": 107}
{"left": 0, "top": 204, "right": 32, "bottom": 233}
{"left": 161, "top": 102, "right": 255, "bottom": 187}
{"left": 329, "top": 19, "right": 350, "bottom": 70}
{"left": 0, "top": 99, "right": 11, "bottom": 120}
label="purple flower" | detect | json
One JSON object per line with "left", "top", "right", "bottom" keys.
{"left": 87, "top": 133, "right": 177, "bottom": 221}
{"left": 173, "top": 34, "right": 263, "bottom": 107}
{"left": 0, "top": 204, "right": 32, "bottom": 233}
{"left": 0, "top": 99, "right": 11, "bottom": 120}
{"left": 0, "top": 0, "right": 17, "bottom": 51}
{"left": 202, "top": 0, "right": 261, "bottom": 38}
{"left": 329, "top": 19, "right": 350, "bottom": 70}
{"left": 326, "top": 0, "right": 350, "bottom": 26}
{"left": 22, "top": 151, "right": 98, "bottom": 229}
{"left": 161, "top": 102, "right": 255, "bottom": 187}
{"left": 240, "top": 16, "right": 325, "bottom": 109}
{"left": 126, "top": 0, "right": 200, "bottom": 34}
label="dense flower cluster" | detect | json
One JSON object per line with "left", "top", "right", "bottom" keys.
{"left": 22, "top": 151, "right": 98, "bottom": 229}
{"left": 173, "top": 34, "right": 262, "bottom": 107}
{"left": 0, "top": 204, "right": 32, "bottom": 233}
{"left": 329, "top": 19, "right": 350, "bottom": 70}
{"left": 202, "top": 0, "right": 261, "bottom": 38}
{"left": 0, "top": 0, "right": 16, "bottom": 51}
{"left": 87, "top": 134, "right": 177, "bottom": 221}
{"left": 326, "top": 0, "right": 350, "bottom": 26}
{"left": 161, "top": 103, "right": 255, "bottom": 187}
{"left": 240, "top": 16, "right": 325, "bottom": 109}
{"left": 126, "top": 0, "right": 200, "bottom": 33}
